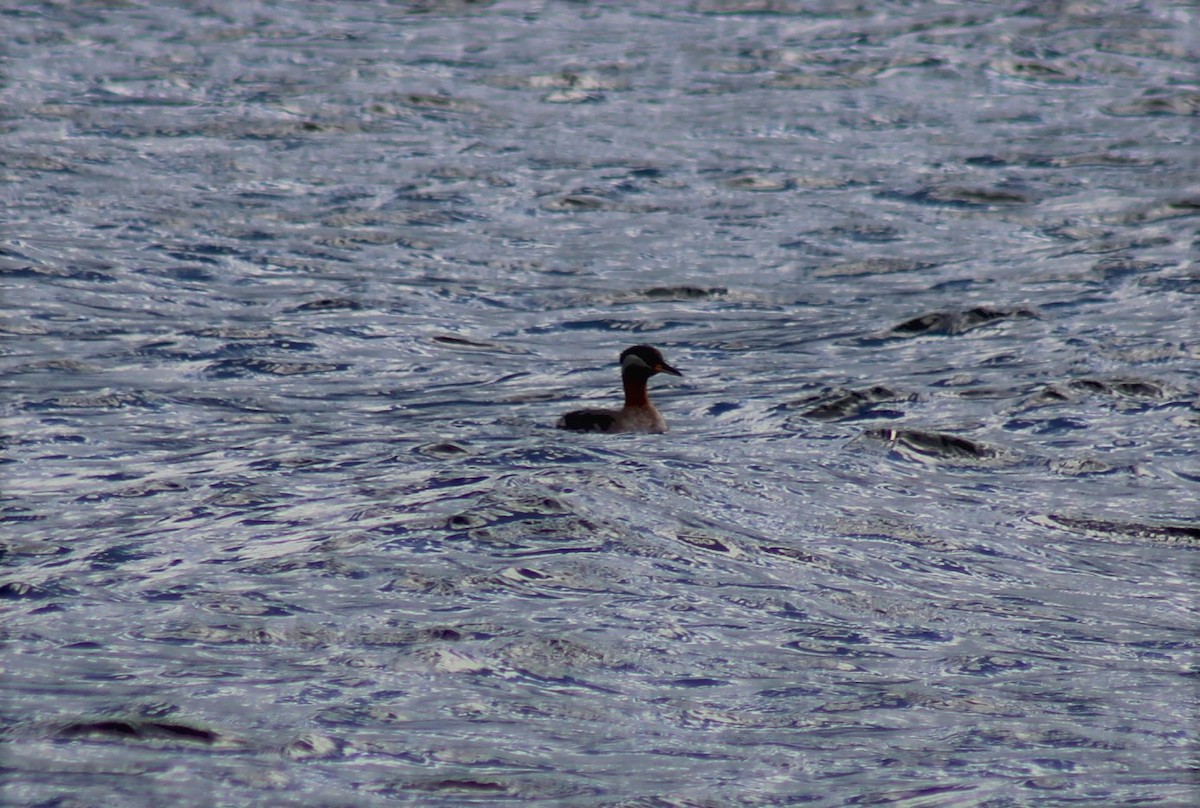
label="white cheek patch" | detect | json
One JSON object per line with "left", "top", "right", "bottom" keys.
{"left": 622, "top": 352, "right": 652, "bottom": 371}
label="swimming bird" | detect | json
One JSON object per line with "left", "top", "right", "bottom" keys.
{"left": 556, "top": 345, "right": 683, "bottom": 434}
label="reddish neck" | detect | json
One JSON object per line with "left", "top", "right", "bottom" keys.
{"left": 622, "top": 371, "right": 651, "bottom": 407}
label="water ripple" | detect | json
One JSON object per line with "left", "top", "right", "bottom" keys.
{"left": 3, "top": 1, "right": 1197, "bottom": 806}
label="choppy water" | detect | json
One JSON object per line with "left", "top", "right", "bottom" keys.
{"left": 3, "top": 1, "right": 1198, "bottom": 805}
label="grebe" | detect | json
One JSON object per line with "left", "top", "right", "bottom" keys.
{"left": 556, "top": 345, "right": 683, "bottom": 434}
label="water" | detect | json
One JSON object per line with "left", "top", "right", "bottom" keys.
{"left": 2, "top": 1, "right": 1198, "bottom": 805}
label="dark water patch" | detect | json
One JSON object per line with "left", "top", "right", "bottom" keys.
{"left": 1095, "top": 29, "right": 1189, "bottom": 59}
{"left": 877, "top": 306, "right": 1038, "bottom": 339}
{"left": 835, "top": 518, "right": 979, "bottom": 555}
{"left": 765, "top": 71, "right": 873, "bottom": 90}
{"left": 541, "top": 89, "right": 607, "bottom": 105}
{"left": 487, "top": 67, "right": 628, "bottom": 94}
{"left": 882, "top": 626, "right": 955, "bottom": 647}
{"left": 56, "top": 717, "right": 225, "bottom": 746}
{"left": 161, "top": 334, "right": 319, "bottom": 356}
{"left": 1136, "top": 269, "right": 1200, "bottom": 296}
{"left": 949, "top": 596, "right": 1084, "bottom": 625}
{"left": 884, "top": 182, "right": 1040, "bottom": 208}
{"left": 0, "top": 262, "right": 116, "bottom": 283}
{"left": 783, "top": 625, "right": 894, "bottom": 660}
{"left": 965, "top": 151, "right": 1163, "bottom": 169}
{"left": 280, "top": 732, "right": 347, "bottom": 761}
{"left": 351, "top": 190, "right": 484, "bottom": 228}
{"left": 388, "top": 91, "right": 488, "bottom": 116}
{"left": 1103, "top": 91, "right": 1200, "bottom": 117}
{"left": 413, "top": 441, "right": 472, "bottom": 458}
{"left": 1047, "top": 457, "right": 1126, "bottom": 477}
{"left": 200, "top": 596, "right": 299, "bottom": 618}
{"left": 948, "top": 655, "right": 1033, "bottom": 677}
{"left": 432, "top": 334, "right": 529, "bottom": 354}
{"left": 292, "top": 298, "right": 364, "bottom": 312}
{"left": 1003, "top": 410, "right": 1088, "bottom": 432}
{"left": 136, "top": 623, "right": 292, "bottom": 646}
{"left": 611, "top": 286, "right": 730, "bottom": 303}
{"left": 0, "top": 579, "right": 76, "bottom": 600}
{"left": 188, "top": 326, "right": 294, "bottom": 340}
{"left": 1043, "top": 227, "right": 1175, "bottom": 255}
{"left": 204, "top": 485, "right": 300, "bottom": 509}
{"left": 391, "top": 187, "right": 478, "bottom": 208}
{"left": 811, "top": 257, "right": 938, "bottom": 279}
{"left": 233, "top": 551, "right": 372, "bottom": 579}
{"left": 987, "top": 57, "right": 1081, "bottom": 83}
{"left": 554, "top": 318, "right": 683, "bottom": 333}
{"left": 5, "top": 358, "right": 94, "bottom": 374}
{"left": 500, "top": 635, "right": 621, "bottom": 680}
{"left": 538, "top": 191, "right": 664, "bottom": 214}
{"left": 852, "top": 783, "right": 981, "bottom": 805}
{"left": 1090, "top": 256, "right": 1176, "bottom": 280}
{"left": 722, "top": 173, "right": 795, "bottom": 192}
{"left": 825, "top": 222, "right": 903, "bottom": 243}
{"left": 1062, "top": 378, "right": 1167, "bottom": 400}
{"left": 863, "top": 428, "right": 1001, "bottom": 463}
{"left": 0, "top": 320, "right": 49, "bottom": 337}
{"left": 780, "top": 385, "right": 916, "bottom": 422}
{"left": 666, "top": 677, "right": 730, "bottom": 688}
{"left": 0, "top": 538, "right": 68, "bottom": 561}
{"left": 400, "top": 778, "right": 512, "bottom": 797}
{"left": 690, "top": 0, "right": 813, "bottom": 13}
{"left": 69, "top": 113, "right": 358, "bottom": 141}
{"left": 0, "top": 151, "right": 74, "bottom": 172}
{"left": 379, "top": 569, "right": 468, "bottom": 596}
{"left": 759, "top": 545, "right": 839, "bottom": 571}
{"left": 1031, "top": 377, "right": 1170, "bottom": 408}
{"left": 163, "top": 242, "right": 248, "bottom": 259}
{"left": 1034, "top": 515, "right": 1200, "bottom": 548}
{"left": 444, "top": 494, "right": 607, "bottom": 552}
{"left": 23, "top": 390, "right": 163, "bottom": 411}
{"left": 75, "top": 478, "right": 188, "bottom": 501}
{"left": 83, "top": 541, "right": 156, "bottom": 569}
{"left": 538, "top": 193, "right": 609, "bottom": 212}
{"left": 203, "top": 358, "right": 349, "bottom": 378}
{"left": 672, "top": 531, "right": 739, "bottom": 556}
{"left": 706, "top": 401, "right": 742, "bottom": 417}
{"left": 1103, "top": 195, "right": 1200, "bottom": 226}
{"left": 168, "top": 394, "right": 287, "bottom": 418}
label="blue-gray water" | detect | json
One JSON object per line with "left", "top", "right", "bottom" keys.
{"left": 3, "top": 1, "right": 1198, "bottom": 805}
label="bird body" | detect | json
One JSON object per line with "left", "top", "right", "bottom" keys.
{"left": 556, "top": 345, "right": 682, "bottom": 434}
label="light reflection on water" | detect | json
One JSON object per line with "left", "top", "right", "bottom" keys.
{"left": 3, "top": 0, "right": 1198, "bottom": 805}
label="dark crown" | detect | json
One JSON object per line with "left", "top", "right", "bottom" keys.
{"left": 620, "top": 345, "right": 665, "bottom": 366}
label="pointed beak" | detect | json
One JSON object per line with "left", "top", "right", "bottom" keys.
{"left": 655, "top": 362, "right": 682, "bottom": 377}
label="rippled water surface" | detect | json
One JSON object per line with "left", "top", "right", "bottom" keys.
{"left": 3, "top": 1, "right": 1199, "bottom": 805}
